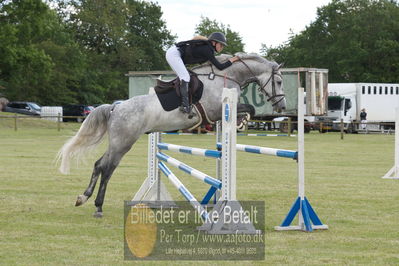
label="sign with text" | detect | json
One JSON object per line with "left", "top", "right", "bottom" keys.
{"left": 124, "top": 201, "right": 265, "bottom": 260}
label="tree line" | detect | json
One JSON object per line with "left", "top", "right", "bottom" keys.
{"left": 0, "top": 0, "right": 244, "bottom": 105}
{"left": 262, "top": 0, "right": 399, "bottom": 83}
{"left": 0, "top": 0, "right": 398, "bottom": 105}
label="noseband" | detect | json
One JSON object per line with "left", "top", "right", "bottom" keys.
{"left": 238, "top": 59, "right": 285, "bottom": 107}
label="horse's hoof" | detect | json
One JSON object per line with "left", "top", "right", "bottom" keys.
{"left": 93, "top": 211, "right": 103, "bottom": 218}
{"left": 75, "top": 195, "right": 88, "bottom": 206}
{"left": 237, "top": 123, "right": 245, "bottom": 131}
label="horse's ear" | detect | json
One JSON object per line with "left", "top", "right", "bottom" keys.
{"left": 277, "top": 63, "right": 284, "bottom": 70}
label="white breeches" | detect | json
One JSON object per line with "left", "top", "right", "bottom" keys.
{"left": 361, "top": 120, "right": 367, "bottom": 129}
{"left": 166, "top": 45, "right": 190, "bottom": 82}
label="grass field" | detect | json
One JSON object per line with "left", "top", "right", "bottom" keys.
{"left": 1, "top": 117, "right": 399, "bottom": 265}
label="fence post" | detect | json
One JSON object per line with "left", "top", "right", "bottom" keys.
{"left": 340, "top": 119, "right": 344, "bottom": 140}
{"left": 57, "top": 113, "right": 61, "bottom": 132}
{"left": 14, "top": 114, "right": 17, "bottom": 131}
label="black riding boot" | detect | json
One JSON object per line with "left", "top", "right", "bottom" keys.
{"left": 179, "top": 80, "right": 192, "bottom": 114}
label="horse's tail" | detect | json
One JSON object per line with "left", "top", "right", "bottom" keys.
{"left": 57, "top": 104, "right": 113, "bottom": 174}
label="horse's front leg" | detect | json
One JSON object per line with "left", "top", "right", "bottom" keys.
{"left": 237, "top": 103, "right": 255, "bottom": 118}
{"left": 236, "top": 103, "right": 255, "bottom": 130}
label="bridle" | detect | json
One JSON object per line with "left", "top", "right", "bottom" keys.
{"left": 194, "top": 58, "right": 285, "bottom": 107}
{"left": 237, "top": 59, "right": 285, "bottom": 107}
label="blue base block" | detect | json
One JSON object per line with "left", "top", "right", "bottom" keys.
{"left": 278, "top": 196, "right": 327, "bottom": 232}
{"left": 201, "top": 186, "right": 218, "bottom": 205}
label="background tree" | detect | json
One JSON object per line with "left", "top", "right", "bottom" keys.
{"left": 0, "top": 0, "right": 81, "bottom": 104}
{"left": 62, "top": 0, "right": 175, "bottom": 103}
{"left": 126, "top": 0, "right": 175, "bottom": 70}
{"left": 0, "top": 0, "right": 175, "bottom": 105}
{"left": 262, "top": 0, "right": 399, "bottom": 83}
{"left": 195, "top": 16, "right": 245, "bottom": 55}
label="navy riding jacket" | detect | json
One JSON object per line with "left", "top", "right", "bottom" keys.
{"left": 177, "top": 40, "right": 232, "bottom": 70}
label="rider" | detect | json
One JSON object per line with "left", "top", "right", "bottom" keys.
{"left": 165, "top": 32, "right": 240, "bottom": 115}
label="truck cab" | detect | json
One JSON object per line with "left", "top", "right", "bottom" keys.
{"left": 317, "top": 93, "right": 357, "bottom": 133}
{"left": 326, "top": 94, "right": 357, "bottom": 131}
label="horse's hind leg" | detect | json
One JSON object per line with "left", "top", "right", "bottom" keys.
{"left": 92, "top": 151, "right": 123, "bottom": 217}
{"left": 92, "top": 139, "right": 138, "bottom": 218}
{"left": 75, "top": 156, "right": 103, "bottom": 207}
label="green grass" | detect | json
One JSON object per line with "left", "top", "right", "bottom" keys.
{"left": 0, "top": 119, "right": 399, "bottom": 265}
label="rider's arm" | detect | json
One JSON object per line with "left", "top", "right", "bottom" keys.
{"left": 198, "top": 45, "right": 234, "bottom": 70}
{"left": 209, "top": 56, "right": 232, "bottom": 70}
{"left": 208, "top": 53, "right": 240, "bottom": 70}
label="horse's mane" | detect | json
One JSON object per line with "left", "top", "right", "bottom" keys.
{"left": 194, "top": 52, "right": 277, "bottom": 71}
{"left": 235, "top": 52, "right": 277, "bottom": 66}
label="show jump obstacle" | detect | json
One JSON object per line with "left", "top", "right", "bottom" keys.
{"left": 274, "top": 87, "right": 328, "bottom": 231}
{"left": 381, "top": 107, "right": 399, "bottom": 179}
{"left": 133, "top": 87, "right": 328, "bottom": 233}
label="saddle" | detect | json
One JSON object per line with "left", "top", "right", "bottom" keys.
{"left": 154, "top": 70, "right": 204, "bottom": 112}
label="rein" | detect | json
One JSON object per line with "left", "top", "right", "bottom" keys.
{"left": 195, "top": 64, "right": 241, "bottom": 88}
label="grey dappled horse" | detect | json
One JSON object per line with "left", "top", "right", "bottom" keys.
{"left": 57, "top": 53, "right": 286, "bottom": 217}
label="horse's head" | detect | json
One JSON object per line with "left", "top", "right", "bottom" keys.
{"left": 235, "top": 53, "right": 286, "bottom": 113}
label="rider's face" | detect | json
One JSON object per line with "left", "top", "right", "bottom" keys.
{"left": 215, "top": 42, "right": 224, "bottom": 53}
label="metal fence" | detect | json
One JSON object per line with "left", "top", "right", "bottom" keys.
{"left": 0, "top": 114, "right": 85, "bottom": 131}
{"left": 0, "top": 114, "right": 395, "bottom": 140}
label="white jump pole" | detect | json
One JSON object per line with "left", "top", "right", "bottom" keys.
{"left": 275, "top": 87, "right": 328, "bottom": 232}
{"left": 214, "top": 120, "right": 222, "bottom": 203}
{"left": 198, "top": 88, "right": 257, "bottom": 234}
{"left": 221, "top": 88, "right": 237, "bottom": 202}
{"left": 298, "top": 86, "right": 306, "bottom": 228}
{"left": 382, "top": 107, "right": 399, "bottom": 179}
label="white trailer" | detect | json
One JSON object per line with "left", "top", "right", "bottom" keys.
{"left": 322, "top": 83, "right": 399, "bottom": 132}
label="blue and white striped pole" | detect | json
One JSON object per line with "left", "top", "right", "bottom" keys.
{"left": 237, "top": 133, "right": 295, "bottom": 137}
{"left": 158, "top": 162, "right": 209, "bottom": 221}
{"left": 161, "top": 132, "right": 295, "bottom": 137}
{"left": 162, "top": 132, "right": 216, "bottom": 136}
{"left": 157, "top": 152, "right": 222, "bottom": 189}
{"left": 157, "top": 142, "right": 221, "bottom": 158}
{"left": 216, "top": 143, "right": 298, "bottom": 160}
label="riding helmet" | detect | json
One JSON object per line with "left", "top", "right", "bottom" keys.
{"left": 208, "top": 32, "right": 227, "bottom": 46}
